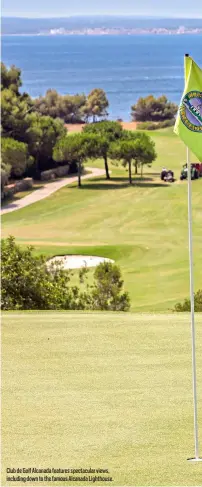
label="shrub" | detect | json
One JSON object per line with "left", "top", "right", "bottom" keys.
{"left": 91, "top": 261, "right": 130, "bottom": 311}
{"left": 137, "top": 121, "right": 158, "bottom": 130}
{"left": 137, "top": 119, "right": 175, "bottom": 130}
{"left": 174, "top": 290, "right": 202, "bottom": 312}
{"left": 159, "top": 119, "right": 175, "bottom": 128}
{"left": 1, "top": 237, "right": 75, "bottom": 310}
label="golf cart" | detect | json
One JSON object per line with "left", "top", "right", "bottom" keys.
{"left": 180, "top": 163, "right": 199, "bottom": 180}
{"left": 160, "top": 168, "right": 175, "bottom": 183}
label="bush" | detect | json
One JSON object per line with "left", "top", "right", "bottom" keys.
{"left": 159, "top": 119, "right": 175, "bottom": 128}
{"left": 137, "top": 121, "right": 158, "bottom": 130}
{"left": 174, "top": 290, "right": 202, "bottom": 312}
{"left": 137, "top": 119, "right": 175, "bottom": 130}
{"left": 1, "top": 236, "right": 76, "bottom": 310}
{"left": 91, "top": 261, "right": 130, "bottom": 311}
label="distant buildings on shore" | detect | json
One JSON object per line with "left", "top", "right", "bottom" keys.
{"left": 2, "top": 17, "right": 202, "bottom": 36}
{"left": 48, "top": 26, "right": 202, "bottom": 36}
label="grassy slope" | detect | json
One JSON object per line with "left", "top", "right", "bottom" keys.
{"left": 2, "top": 312, "right": 202, "bottom": 486}
{"left": 2, "top": 129, "right": 202, "bottom": 311}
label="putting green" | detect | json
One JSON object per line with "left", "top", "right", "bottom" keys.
{"left": 2, "top": 312, "right": 202, "bottom": 486}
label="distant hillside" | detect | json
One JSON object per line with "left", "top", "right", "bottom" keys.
{"left": 2, "top": 16, "right": 202, "bottom": 35}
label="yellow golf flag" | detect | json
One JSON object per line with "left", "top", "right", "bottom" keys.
{"left": 174, "top": 55, "right": 202, "bottom": 161}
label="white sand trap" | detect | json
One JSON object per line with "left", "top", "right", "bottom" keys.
{"left": 47, "top": 255, "right": 114, "bottom": 270}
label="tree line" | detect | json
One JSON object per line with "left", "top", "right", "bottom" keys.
{"left": 53, "top": 123, "right": 157, "bottom": 187}
{"left": 1, "top": 64, "right": 109, "bottom": 185}
{"left": 34, "top": 87, "right": 109, "bottom": 123}
{"left": 2, "top": 62, "right": 178, "bottom": 192}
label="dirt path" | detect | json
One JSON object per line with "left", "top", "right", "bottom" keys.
{"left": 1, "top": 167, "right": 105, "bottom": 215}
{"left": 65, "top": 121, "right": 137, "bottom": 133}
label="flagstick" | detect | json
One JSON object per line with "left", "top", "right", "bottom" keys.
{"left": 187, "top": 147, "right": 201, "bottom": 461}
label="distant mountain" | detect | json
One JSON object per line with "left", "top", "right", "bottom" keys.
{"left": 2, "top": 16, "right": 202, "bottom": 35}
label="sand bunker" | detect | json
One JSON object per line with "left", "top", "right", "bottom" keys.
{"left": 47, "top": 255, "right": 114, "bottom": 270}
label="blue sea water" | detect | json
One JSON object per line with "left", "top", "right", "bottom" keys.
{"left": 2, "top": 34, "right": 202, "bottom": 120}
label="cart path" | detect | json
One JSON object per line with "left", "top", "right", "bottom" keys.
{"left": 1, "top": 167, "right": 105, "bottom": 215}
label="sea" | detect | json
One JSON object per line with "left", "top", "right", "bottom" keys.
{"left": 2, "top": 34, "right": 202, "bottom": 120}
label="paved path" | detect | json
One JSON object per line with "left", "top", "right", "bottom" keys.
{"left": 1, "top": 167, "right": 105, "bottom": 215}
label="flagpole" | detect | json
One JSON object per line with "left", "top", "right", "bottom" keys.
{"left": 186, "top": 146, "right": 201, "bottom": 461}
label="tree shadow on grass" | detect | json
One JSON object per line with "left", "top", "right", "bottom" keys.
{"left": 132, "top": 177, "right": 153, "bottom": 182}
{"left": 1, "top": 202, "right": 19, "bottom": 210}
{"left": 78, "top": 176, "right": 170, "bottom": 190}
{"left": 133, "top": 181, "right": 170, "bottom": 188}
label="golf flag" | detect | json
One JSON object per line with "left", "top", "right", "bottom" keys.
{"left": 174, "top": 56, "right": 202, "bottom": 161}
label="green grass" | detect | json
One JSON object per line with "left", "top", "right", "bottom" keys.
{"left": 2, "top": 129, "right": 202, "bottom": 311}
{"left": 2, "top": 312, "right": 202, "bottom": 486}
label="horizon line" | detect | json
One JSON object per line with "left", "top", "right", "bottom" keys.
{"left": 2, "top": 14, "right": 202, "bottom": 20}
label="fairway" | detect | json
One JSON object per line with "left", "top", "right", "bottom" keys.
{"left": 2, "top": 312, "right": 202, "bottom": 486}
{"left": 2, "top": 129, "right": 202, "bottom": 311}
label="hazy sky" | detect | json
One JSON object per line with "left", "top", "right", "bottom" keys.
{"left": 2, "top": 0, "right": 202, "bottom": 18}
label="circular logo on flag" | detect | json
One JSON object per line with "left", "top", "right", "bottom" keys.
{"left": 180, "top": 90, "right": 202, "bottom": 132}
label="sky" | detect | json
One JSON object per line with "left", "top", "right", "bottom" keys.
{"left": 2, "top": 0, "right": 202, "bottom": 18}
